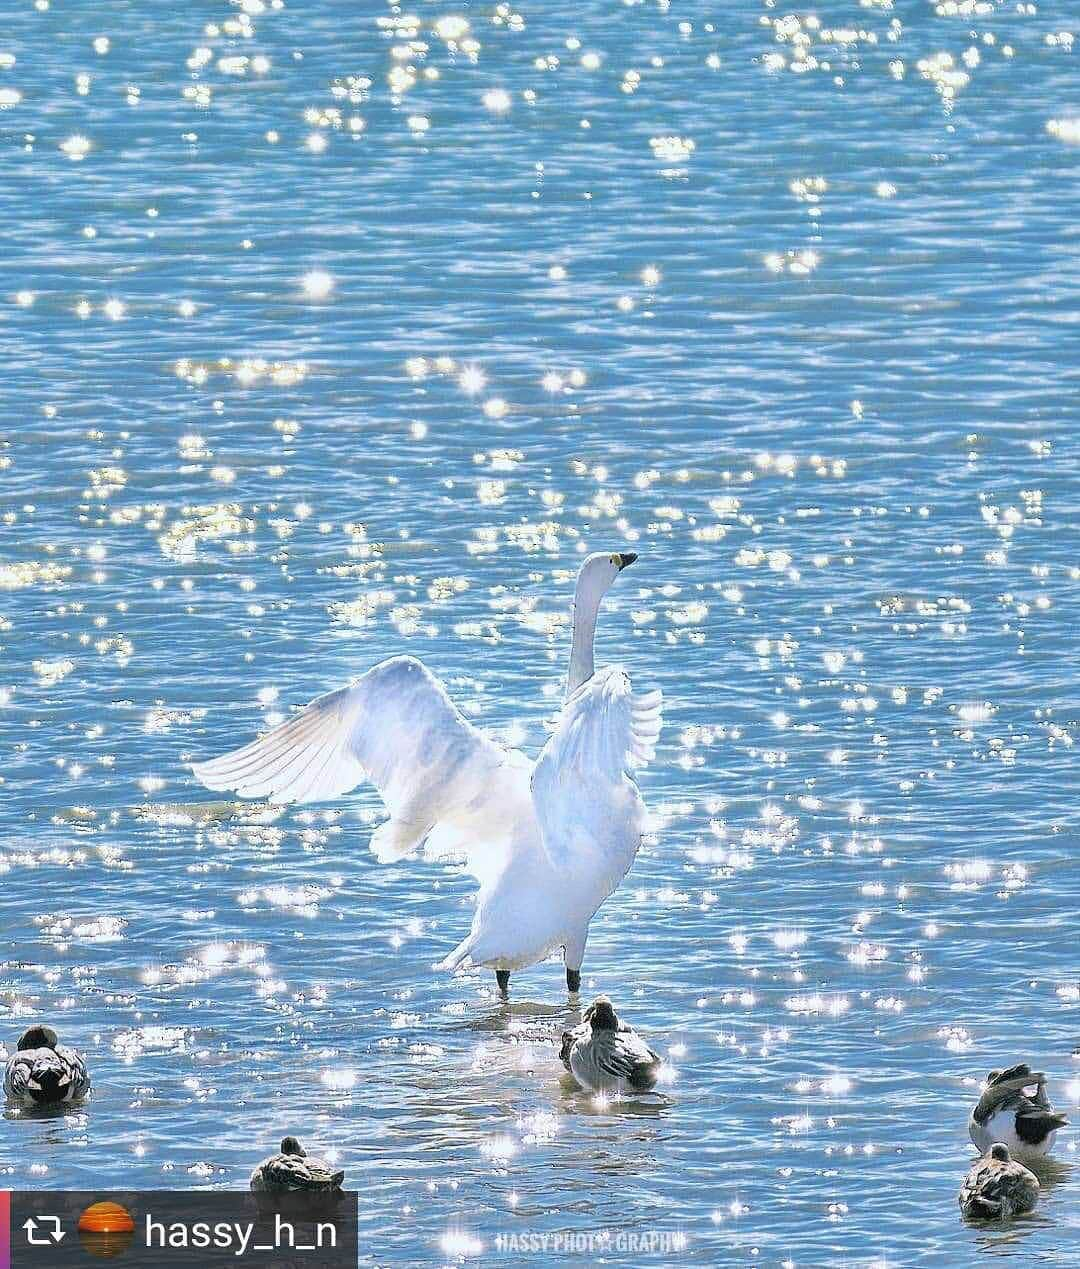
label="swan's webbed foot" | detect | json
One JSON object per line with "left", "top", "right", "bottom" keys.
{"left": 566, "top": 968, "right": 581, "bottom": 994}
{"left": 496, "top": 969, "right": 510, "bottom": 995}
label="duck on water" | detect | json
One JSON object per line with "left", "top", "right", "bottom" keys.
{"left": 560, "top": 996, "right": 662, "bottom": 1095}
{"left": 4, "top": 1025, "right": 90, "bottom": 1108}
{"left": 968, "top": 1064, "right": 1068, "bottom": 1159}
{"left": 250, "top": 1136, "right": 345, "bottom": 1195}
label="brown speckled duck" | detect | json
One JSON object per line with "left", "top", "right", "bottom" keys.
{"left": 250, "top": 1137, "right": 344, "bottom": 1195}
{"left": 958, "top": 1144, "right": 1039, "bottom": 1221}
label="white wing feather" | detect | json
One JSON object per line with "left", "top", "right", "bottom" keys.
{"left": 530, "top": 666, "right": 662, "bottom": 882}
{"left": 192, "top": 655, "right": 515, "bottom": 871}
{"left": 536, "top": 667, "right": 662, "bottom": 784}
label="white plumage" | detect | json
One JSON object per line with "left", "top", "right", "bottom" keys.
{"left": 192, "top": 552, "right": 660, "bottom": 992}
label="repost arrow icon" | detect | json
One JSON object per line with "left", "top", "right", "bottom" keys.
{"left": 23, "top": 1215, "right": 66, "bottom": 1245}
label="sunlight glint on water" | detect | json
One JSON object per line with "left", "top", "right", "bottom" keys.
{"left": 1, "top": 0, "right": 1079, "bottom": 1264}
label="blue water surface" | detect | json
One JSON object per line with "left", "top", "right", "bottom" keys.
{"left": 1, "top": 0, "right": 1079, "bottom": 1264}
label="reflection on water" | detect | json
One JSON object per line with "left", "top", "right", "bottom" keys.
{"left": 78, "top": 1230, "right": 136, "bottom": 1260}
{"left": 1, "top": 0, "right": 1080, "bottom": 1262}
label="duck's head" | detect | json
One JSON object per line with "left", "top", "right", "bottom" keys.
{"left": 984, "top": 1064, "right": 1040, "bottom": 1096}
{"left": 17, "top": 1025, "right": 59, "bottom": 1052}
{"left": 584, "top": 996, "right": 619, "bottom": 1032}
{"left": 280, "top": 1136, "right": 306, "bottom": 1157}
{"left": 988, "top": 1063, "right": 1031, "bottom": 1086}
{"left": 990, "top": 1143, "right": 1011, "bottom": 1162}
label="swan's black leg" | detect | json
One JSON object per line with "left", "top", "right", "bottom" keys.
{"left": 496, "top": 969, "right": 510, "bottom": 994}
{"left": 566, "top": 968, "right": 581, "bottom": 993}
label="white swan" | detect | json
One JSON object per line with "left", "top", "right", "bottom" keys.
{"left": 191, "top": 551, "right": 662, "bottom": 995}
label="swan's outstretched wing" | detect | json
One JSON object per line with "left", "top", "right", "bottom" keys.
{"left": 192, "top": 655, "right": 514, "bottom": 871}
{"left": 531, "top": 666, "right": 662, "bottom": 874}
{"left": 537, "top": 666, "right": 662, "bottom": 781}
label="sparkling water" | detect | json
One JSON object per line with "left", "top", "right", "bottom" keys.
{"left": 1, "top": 1, "right": 1079, "bottom": 1264}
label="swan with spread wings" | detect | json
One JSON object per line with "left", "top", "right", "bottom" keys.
{"left": 191, "top": 551, "right": 662, "bottom": 997}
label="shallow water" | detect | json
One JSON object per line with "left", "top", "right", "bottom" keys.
{"left": 2, "top": 0, "right": 1080, "bottom": 1264}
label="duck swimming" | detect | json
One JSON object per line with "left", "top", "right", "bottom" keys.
{"left": 958, "top": 1143, "right": 1039, "bottom": 1220}
{"left": 3, "top": 1025, "right": 90, "bottom": 1107}
{"left": 250, "top": 1137, "right": 345, "bottom": 1194}
{"left": 192, "top": 551, "right": 662, "bottom": 998}
{"left": 560, "top": 996, "right": 662, "bottom": 1094}
{"left": 968, "top": 1063, "right": 1067, "bottom": 1158}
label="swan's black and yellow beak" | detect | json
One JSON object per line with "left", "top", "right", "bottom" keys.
{"left": 616, "top": 552, "right": 638, "bottom": 571}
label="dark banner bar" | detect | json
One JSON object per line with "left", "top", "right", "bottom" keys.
{"left": 6, "top": 1191, "right": 358, "bottom": 1268}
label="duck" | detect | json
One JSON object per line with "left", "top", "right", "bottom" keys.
{"left": 560, "top": 996, "right": 662, "bottom": 1094}
{"left": 969, "top": 1063, "right": 1067, "bottom": 1158}
{"left": 250, "top": 1137, "right": 345, "bottom": 1195}
{"left": 3, "top": 1025, "right": 91, "bottom": 1107}
{"left": 193, "top": 551, "right": 662, "bottom": 998}
{"left": 958, "top": 1143, "right": 1039, "bottom": 1220}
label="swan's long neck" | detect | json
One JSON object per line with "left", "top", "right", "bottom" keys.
{"left": 566, "top": 578, "right": 603, "bottom": 698}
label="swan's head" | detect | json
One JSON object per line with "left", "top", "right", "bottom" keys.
{"left": 280, "top": 1136, "right": 306, "bottom": 1157}
{"left": 575, "top": 551, "right": 637, "bottom": 605}
{"left": 17, "top": 1024, "right": 59, "bottom": 1051}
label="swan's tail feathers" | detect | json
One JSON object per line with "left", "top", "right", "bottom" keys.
{"left": 435, "top": 934, "right": 477, "bottom": 973}
{"left": 370, "top": 817, "right": 429, "bottom": 864}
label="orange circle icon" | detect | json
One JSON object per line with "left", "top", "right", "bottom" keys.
{"left": 78, "top": 1203, "right": 135, "bottom": 1258}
